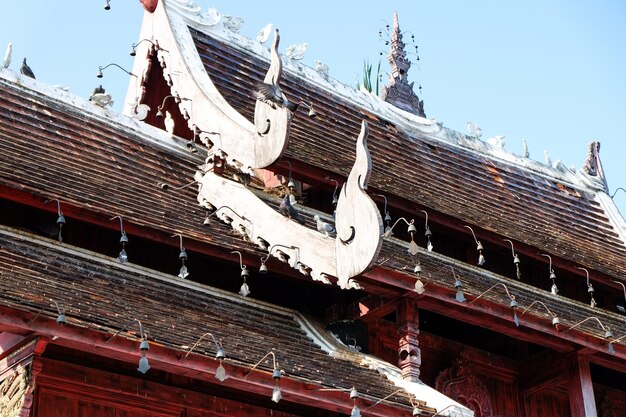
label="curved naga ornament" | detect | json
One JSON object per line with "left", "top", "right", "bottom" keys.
{"left": 252, "top": 29, "right": 292, "bottom": 167}
{"left": 335, "top": 120, "right": 384, "bottom": 289}
{"left": 132, "top": 3, "right": 292, "bottom": 171}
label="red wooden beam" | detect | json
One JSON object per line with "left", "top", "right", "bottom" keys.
{"left": 365, "top": 267, "right": 626, "bottom": 363}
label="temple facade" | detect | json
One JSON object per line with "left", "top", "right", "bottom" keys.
{"left": 1, "top": 1, "right": 625, "bottom": 417}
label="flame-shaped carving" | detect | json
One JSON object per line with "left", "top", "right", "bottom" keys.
{"left": 334, "top": 120, "right": 384, "bottom": 289}
{"left": 253, "top": 29, "right": 291, "bottom": 165}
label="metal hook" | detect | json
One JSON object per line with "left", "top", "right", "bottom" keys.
{"left": 612, "top": 280, "right": 626, "bottom": 300}
{"left": 383, "top": 217, "right": 415, "bottom": 237}
{"left": 610, "top": 187, "right": 625, "bottom": 199}
{"left": 231, "top": 250, "right": 246, "bottom": 270}
{"left": 502, "top": 239, "right": 516, "bottom": 258}
{"left": 182, "top": 332, "right": 222, "bottom": 359}
{"left": 463, "top": 225, "right": 480, "bottom": 245}
{"left": 245, "top": 350, "right": 279, "bottom": 377}
{"left": 44, "top": 198, "right": 63, "bottom": 216}
{"left": 539, "top": 253, "right": 553, "bottom": 271}
{"left": 172, "top": 234, "right": 185, "bottom": 251}
{"left": 420, "top": 210, "right": 429, "bottom": 229}
{"left": 372, "top": 193, "right": 391, "bottom": 220}
{"left": 520, "top": 300, "right": 557, "bottom": 318}
{"left": 51, "top": 299, "right": 64, "bottom": 315}
{"left": 106, "top": 318, "right": 146, "bottom": 342}
{"left": 563, "top": 316, "right": 609, "bottom": 333}
{"left": 110, "top": 215, "right": 124, "bottom": 233}
{"left": 576, "top": 267, "right": 591, "bottom": 286}
{"left": 470, "top": 282, "right": 516, "bottom": 304}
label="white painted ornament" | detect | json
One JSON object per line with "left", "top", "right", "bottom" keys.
{"left": 285, "top": 42, "right": 307, "bottom": 60}
{"left": 223, "top": 15, "right": 244, "bottom": 33}
{"left": 256, "top": 23, "right": 273, "bottom": 44}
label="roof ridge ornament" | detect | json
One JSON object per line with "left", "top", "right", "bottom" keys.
{"left": 381, "top": 12, "right": 425, "bottom": 117}
{"left": 582, "top": 141, "right": 607, "bottom": 180}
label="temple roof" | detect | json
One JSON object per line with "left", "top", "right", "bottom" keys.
{"left": 185, "top": 22, "right": 626, "bottom": 282}
{"left": 0, "top": 227, "right": 435, "bottom": 414}
{"left": 0, "top": 70, "right": 624, "bottom": 363}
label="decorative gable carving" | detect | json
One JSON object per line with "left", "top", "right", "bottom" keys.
{"left": 435, "top": 353, "right": 494, "bottom": 417}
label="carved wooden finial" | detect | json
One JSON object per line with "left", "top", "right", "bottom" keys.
{"left": 583, "top": 141, "right": 602, "bottom": 177}
{"left": 381, "top": 11, "right": 426, "bottom": 117}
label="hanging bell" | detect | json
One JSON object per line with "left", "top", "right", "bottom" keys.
{"left": 179, "top": 249, "right": 188, "bottom": 261}
{"left": 453, "top": 276, "right": 465, "bottom": 302}
{"left": 239, "top": 281, "right": 250, "bottom": 297}
{"left": 56, "top": 214, "right": 66, "bottom": 226}
{"left": 120, "top": 231, "right": 129, "bottom": 244}
{"left": 414, "top": 279, "right": 425, "bottom": 294}
{"left": 139, "top": 339, "right": 150, "bottom": 351}
{"left": 425, "top": 225, "right": 433, "bottom": 252}
{"left": 550, "top": 282, "right": 559, "bottom": 295}
{"left": 241, "top": 266, "right": 249, "bottom": 278}
{"left": 510, "top": 298, "right": 519, "bottom": 327}
{"left": 477, "top": 252, "right": 486, "bottom": 266}
{"left": 137, "top": 353, "right": 150, "bottom": 374}
{"left": 271, "top": 385, "right": 282, "bottom": 403}
{"left": 178, "top": 264, "right": 189, "bottom": 279}
{"left": 259, "top": 262, "right": 268, "bottom": 274}
{"left": 215, "top": 363, "right": 227, "bottom": 382}
{"left": 118, "top": 248, "right": 128, "bottom": 264}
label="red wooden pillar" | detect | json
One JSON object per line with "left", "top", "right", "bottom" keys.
{"left": 568, "top": 353, "right": 597, "bottom": 417}
{"left": 396, "top": 296, "right": 421, "bottom": 382}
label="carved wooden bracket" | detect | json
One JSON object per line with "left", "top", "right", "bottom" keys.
{"left": 196, "top": 172, "right": 336, "bottom": 284}
{"left": 252, "top": 29, "right": 292, "bottom": 166}
{"left": 195, "top": 120, "right": 383, "bottom": 289}
{"left": 129, "top": 3, "right": 291, "bottom": 171}
{"left": 335, "top": 120, "right": 384, "bottom": 289}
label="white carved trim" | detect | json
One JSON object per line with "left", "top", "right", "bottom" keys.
{"left": 596, "top": 191, "right": 626, "bottom": 250}
{"left": 126, "top": 0, "right": 290, "bottom": 171}
{"left": 196, "top": 172, "right": 337, "bottom": 282}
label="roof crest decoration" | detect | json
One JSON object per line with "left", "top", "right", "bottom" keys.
{"left": 166, "top": 0, "right": 222, "bottom": 27}
{"left": 423, "top": 126, "right": 606, "bottom": 193}
{"left": 381, "top": 11, "right": 425, "bottom": 117}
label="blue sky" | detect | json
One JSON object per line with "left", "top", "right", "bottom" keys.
{"left": 2, "top": 1, "right": 625, "bottom": 215}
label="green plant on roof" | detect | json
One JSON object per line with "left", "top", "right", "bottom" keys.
{"left": 355, "top": 59, "right": 381, "bottom": 96}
